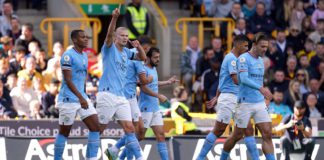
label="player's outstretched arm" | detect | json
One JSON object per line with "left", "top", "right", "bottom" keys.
{"left": 62, "top": 70, "right": 88, "bottom": 109}
{"left": 105, "top": 8, "right": 120, "bottom": 47}
{"left": 140, "top": 84, "right": 167, "bottom": 102}
{"left": 129, "top": 40, "right": 146, "bottom": 61}
{"left": 158, "top": 76, "right": 179, "bottom": 86}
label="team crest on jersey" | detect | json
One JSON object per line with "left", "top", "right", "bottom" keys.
{"left": 63, "top": 116, "right": 70, "bottom": 123}
{"left": 64, "top": 55, "right": 70, "bottom": 62}
{"left": 239, "top": 57, "right": 246, "bottom": 62}
{"left": 231, "top": 60, "right": 236, "bottom": 66}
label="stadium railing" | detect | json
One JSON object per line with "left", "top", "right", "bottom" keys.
{"left": 40, "top": 17, "right": 102, "bottom": 56}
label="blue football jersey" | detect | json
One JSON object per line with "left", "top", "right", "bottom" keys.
{"left": 139, "top": 65, "right": 159, "bottom": 112}
{"left": 58, "top": 48, "right": 88, "bottom": 103}
{"left": 98, "top": 43, "right": 135, "bottom": 97}
{"left": 124, "top": 60, "right": 145, "bottom": 99}
{"left": 237, "top": 52, "right": 265, "bottom": 103}
{"left": 218, "top": 52, "right": 238, "bottom": 94}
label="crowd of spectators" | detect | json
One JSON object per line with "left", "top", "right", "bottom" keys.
{"left": 180, "top": 0, "right": 324, "bottom": 118}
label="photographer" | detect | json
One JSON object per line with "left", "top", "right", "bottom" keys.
{"left": 274, "top": 101, "right": 315, "bottom": 160}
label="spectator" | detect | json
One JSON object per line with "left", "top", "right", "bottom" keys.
{"left": 0, "top": 80, "right": 16, "bottom": 118}
{"left": 170, "top": 85, "right": 189, "bottom": 104}
{"left": 306, "top": 93, "right": 322, "bottom": 118}
{"left": 0, "top": 36, "right": 13, "bottom": 57}
{"left": 211, "top": 0, "right": 234, "bottom": 18}
{"left": 41, "top": 78, "right": 60, "bottom": 118}
{"left": 266, "top": 38, "right": 286, "bottom": 70}
{"left": 5, "top": 73, "right": 16, "bottom": 91}
{"left": 0, "top": 0, "right": 17, "bottom": 36}
{"left": 248, "top": 2, "right": 275, "bottom": 34}
{"left": 211, "top": 37, "right": 224, "bottom": 62}
{"left": 290, "top": 0, "right": 307, "bottom": 28}
{"left": 0, "top": 56, "right": 13, "bottom": 84}
{"left": 242, "top": 0, "right": 256, "bottom": 19}
{"left": 303, "top": 0, "right": 317, "bottom": 15}
{"left": 311, "top": 0, "right": 324, "bottom": 27}
{"left": 34, "top": 49, "right": 47, "bottom": 72}
{"left": 226, "top": 2, "right": 244, "bottom": 20}
{"left": 221, "top": 2, "right": 244, "bottom": 38}
{"left": 310, "top": 41, "right": 324, "bottom": 69}
{"left": 303, "top": 78, "right": 324, "bottom": 115}
{"left": 27, "top": 41, "right": 40, "bottom": 56}
{"left": 296, "top": 38, "right": 316, "bottom": 60}
{"left": 308, "top": 18, "right": 324, "bottom": 44}
{"left": 285, "top": 56, "right": 298, "bottom": 80}
{"left": 276, "top": 29, "right": 288, "bottom": 56}
{"left": 233, "top": 18, "right": 247, "bottom": 36}
{"left": 15, "top": 23, "right": 41, "bottom": 51}
{"left": 6, "top": 17, "right": 20, "bottom": 43}
{"left": 47, "top": 41, "right": 64, "bottom": 69}
{"left": 263, "top": 56, "right": 273, "bottom": 86}
{"left": 268, "top": 90, "right": 292, "bottom": 117}
{"left": 29, "top": 100, "right": 42, "bottom": 119}
{"left": 275, "top": 0, "right": 295, "bottom": 28}
{"left": 17, "top": 56, "right": 42, "bottom": 89}
{"left": 260, "top": 0, "right": 273, "bottom": 15}
{"left": 274, "top": 101, "right": 315, "bottom": 160}
{"left": 298, "top": 55, "right": 312, "bottom": 72}
{"left": 202, "top": 56, "right": 220, "bottom": 100}
{"left": 180, "top": 36, "right": 202, "bottom": 93}
{"left": 283, "top": 79, "right": 302, "bottom": 110}
{"left": 32, "top": 77, "right": 44, "bottom": 102}
{"left": 301, "top": 16, "right": 313, "bottom": 36}
{"left": 10, "top": 76, "right": 39, "bottom": 118}
{"left": 269, "top": 70, "right": 290, "bottom": 93}
{"left": 309, "top": 61, "right": 324, "bottom": 90}
{"left": 286, "top": 25, "right": 306, "bottom": 52}
{"left": 125, "top": 0, "right": 149, "bottom": 40}
{"left": 196, "top": 47, "right": 214, "bottom": 79}
{"left": 296, "top": 69, "right": 311, "bottom": 94}
{"left": 9, "top": 45, "right": 25, "bottom": 74}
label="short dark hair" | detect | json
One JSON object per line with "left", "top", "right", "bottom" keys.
{"left": 137, "top": 35, "right": 152, "bottom": 45}
{"left": 22, "top": 23, "right": 33, "bottom": 31}
{"left": 233, "top": 34, "right": 249, "bottom": 45}
{"left": 13, "top": 45, "right": 26, "bottom": 53}
{"left": 317, "top": 41, "right": 324, "bottom": 46}
{"left": 147, "top": 47, "right": 160, "bottom": 58}
{"left": 70, "top": 29, "right": 84, "bottom": 40}
{"left": 202, "top": 46, "right": 213, "bottom": 55}
{"left": 3, "top": 0, "right": 12, "bottom": 5}
{"left": 253, "top": 32, "right": 269, "bottom": 44}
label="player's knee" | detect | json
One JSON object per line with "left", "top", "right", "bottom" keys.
{"left": 244, "top": 127, "right": 254, "bottom": 137}
{"left": 213, "top": 128, "right": 225, "bottom": 137}
{"left": 261, "top": 130, "right": 272, "bottom": 141}
{"left": 123, "top": 122, "right": 135, "bottom": 133}
{"left": 138, "top": 133, "right": 145, "bottom": 141}
{"left": 156, "top": 132, "right": 165, "bottom": 142}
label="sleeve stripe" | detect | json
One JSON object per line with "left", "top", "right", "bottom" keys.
{"left": 61, "top": 66, "right": 72, "bottom": 70}
{"left": 137, "top": 71, "right": 146, "bottom": 75}
{"left": 62, "top": 64, "right": 71, "bottom": 67}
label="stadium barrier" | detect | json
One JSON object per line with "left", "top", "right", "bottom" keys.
{"left": 175, "top": 17, "right": 235, "bottom": 52}
{"left": 0, "top": 136, "right": 323, "bottom": 160}
{"left": 40, "top": 17, "right": 102, "bottom": 56}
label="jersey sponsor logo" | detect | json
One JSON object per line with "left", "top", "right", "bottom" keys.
{"left": 192, "top": 138, "right": 321, "bottom": 160}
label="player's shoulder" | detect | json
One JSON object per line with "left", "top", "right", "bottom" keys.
{"left": 238, "top": 52, "right": 249, "bottom": 63}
